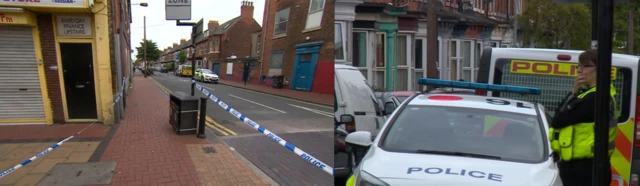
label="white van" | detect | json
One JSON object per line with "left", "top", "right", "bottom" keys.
{"left": 334, "top": 64, "right": 387, "bottom": 136}
{"left": 334, "top": 64, "right": 388, "bottom": 178}
{"left": 476, "top": 48, "right": 640, "bottom": 186}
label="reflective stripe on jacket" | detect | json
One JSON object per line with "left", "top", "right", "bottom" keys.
{"left": 549, "top": 85, "right": 618, "bottom": 161}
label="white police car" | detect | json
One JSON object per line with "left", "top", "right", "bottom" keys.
{"left": 344, "top": 78, "right": 562, "bottom": 186}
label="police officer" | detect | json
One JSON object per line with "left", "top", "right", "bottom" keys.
{"left": 549, "top": 49, "right": 618, "bottom": 186}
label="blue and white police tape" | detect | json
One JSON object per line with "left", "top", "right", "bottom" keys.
{"left": 0, "top": 134, "right": 75, "bottom": 179}
{"left": 192, "top": 81, "right": 334, "bottom": 175}
{"left": 0, "top": 78, "right": 127, "bottom": 179}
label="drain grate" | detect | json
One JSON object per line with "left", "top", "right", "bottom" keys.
{"left": 202, "top": 146, "right": 216, "bottom": 153}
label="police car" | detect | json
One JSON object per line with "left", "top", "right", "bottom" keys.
{"left": 344, "top": 78, "right": 562, "bottom": 186}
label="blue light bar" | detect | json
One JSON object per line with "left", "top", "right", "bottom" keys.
{"left": 418, "top": 78, "right": 541, "bottom": 95}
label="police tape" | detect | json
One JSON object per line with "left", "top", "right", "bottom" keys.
{"left": 0, "top": 77, "right": 126, "bottom": 179}
{"left": 192, "top": 81, "right": 334, "bottom": 175}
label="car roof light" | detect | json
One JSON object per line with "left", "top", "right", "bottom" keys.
{"left": 417, "top": 78, "right": 541, "bottom": 95}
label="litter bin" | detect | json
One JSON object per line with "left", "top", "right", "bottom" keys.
{"left": 272, "top": 76, "right": 284, "bottom": 89}
{"left": 169, "top": 92, "right": 199, "bottom": 134}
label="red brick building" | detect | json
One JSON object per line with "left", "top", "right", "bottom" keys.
{"left": 159, "top": 0, "right": 262, "bottom": 82}
{"left": 259, "top": 0, "right": 334, "bottom": 95}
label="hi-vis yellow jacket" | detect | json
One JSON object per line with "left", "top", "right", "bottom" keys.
{"left": 549, "top": 85, "right": 618, "bottom": 161}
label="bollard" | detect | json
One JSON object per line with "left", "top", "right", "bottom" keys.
{"left": 196, "top": 97, "right": 207, "bottom": 138}
{"left": 191, "top": 81, "right": 195, "bottom": 96}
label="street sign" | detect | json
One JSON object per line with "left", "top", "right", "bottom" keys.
{"left": 165, "top": 0, "right": 191, "bottom": 20}
{"left": 554, "top": 0, "right": 626, "bottom": 3}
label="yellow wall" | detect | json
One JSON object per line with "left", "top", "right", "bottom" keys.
{"left": 51, "top": 0, "right": 114, "bottom": 125}
{"left": 0, "top": 11, "right": 53, "bottom": 125}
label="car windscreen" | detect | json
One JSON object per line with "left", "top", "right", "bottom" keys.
{"left": 201, "top": 69, "right": 213, "bottom": 74}
{"left": 380, "top": 105, "right": 545, "bottom": 163}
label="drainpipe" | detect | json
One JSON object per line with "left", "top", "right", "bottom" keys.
{"left": 260, "top": 0, "right": 270, "bottom": 82}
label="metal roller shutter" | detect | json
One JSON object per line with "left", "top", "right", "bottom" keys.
{"left": 0, "top": 26, "right": 46, "bottom": 122}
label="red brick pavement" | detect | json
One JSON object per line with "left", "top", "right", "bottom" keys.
{"left": 218, "top": 79, "right": 333, "bottom": 106}
{"left": 0, "top": 123, "right": 109, "bottom": 140}
{"left": 97, "top": 75, "right": 210, "bottom": 186}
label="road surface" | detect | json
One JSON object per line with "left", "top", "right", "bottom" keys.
{"left": 150, "top": 72, "right": 333, "bottom": 186}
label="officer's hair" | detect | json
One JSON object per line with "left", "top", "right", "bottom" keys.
{"left": 579, "top": 49, "right": 598, "bottom": 66}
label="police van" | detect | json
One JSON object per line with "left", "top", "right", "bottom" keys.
{"left": 476, "top": 48, "right": 640, "bottom": 186}
{"left": 345, "top": 78, "right": 561, "bottom": 186}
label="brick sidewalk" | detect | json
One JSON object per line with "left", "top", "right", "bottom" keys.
{"left": 96, "top": 74, "right": 269, "bottom": 186}
{"left": 217, "top": 79, "right": 333, "bottom": 106}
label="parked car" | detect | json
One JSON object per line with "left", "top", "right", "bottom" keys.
{"left": 374, "top": 92, "right": 401, "bottom": 116}
{"left": 195, "top": 68, "right": 219, "bottom": 83}
{"left": 389, "top": 91, "right": 418, "bottom": 103}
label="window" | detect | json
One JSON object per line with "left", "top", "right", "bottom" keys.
{"left": 274, "top": 7, "right": 290, "bottom": 36}
{"left": 461, "top": 41, "right": 472, "bottom": 81}
{"left": 475, "top": 42, "right": 482, "bottom": 78}
{"left": 305, "top": 0, "right": 325, "bottom": 30}
{"left": 352, "top": 31, "right": 367, "bottom": 68}
{"left": 376, "top": 33, "right": 385, "bottom": 67}
{"left": 334, "top": 22, "right": 346, "bottom": 61}
{"left": 397, "top": 35, "right": 408, "bottom": 91}
{"left": 415, "top": 39, "right": 423, "bottom": 69}
{"left": 256, "top": 35, "right": 261, "bottom": 53}
{"left": 380, "top": 105, "right": 545, "bottom": 163}
{"left": 494, "top": 59, "right": 630, "bottom": 122}
{"left": 209, "top": 40, "right": 214, "bottom": 52}
{"left": 213, "top": 40, "right": 219, "bottom": 52}
{"left": 269, "top": 51, "right": 285, "bottom": 69}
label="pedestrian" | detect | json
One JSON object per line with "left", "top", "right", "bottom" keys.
{"left": 549, "top": 49, "right": 618, "bottom": 186}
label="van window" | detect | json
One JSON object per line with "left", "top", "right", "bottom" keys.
{"left": 490, "top": 58, "right": 632, "bottom": 122}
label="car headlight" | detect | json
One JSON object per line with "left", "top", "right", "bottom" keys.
{"left": 354, "top": 169, "right": 390, "bottom": 186}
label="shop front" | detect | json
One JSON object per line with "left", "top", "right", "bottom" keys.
{"left": 0, "top": 0, "right": 116, "bottom": 125}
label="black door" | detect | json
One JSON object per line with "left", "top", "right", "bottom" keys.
{"left": 60, "top": 43, "right": 98, "bottom": 119}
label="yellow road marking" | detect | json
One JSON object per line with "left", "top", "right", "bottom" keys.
{"left": 151, "top": 77, "right": 237, "bottom": 136}
{"left": 205, "top": 116, "right": 238, "bottom": 135}
{"left": 205, "top": 121, "right": 229, "bottom": 136}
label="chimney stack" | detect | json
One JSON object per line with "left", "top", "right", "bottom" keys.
{"left": 208, "top": 20, "right": 219, "bottom": 30}
{"left": 173, "top": 43, "right": 178, "bottom": 48}
{"left": 240, "top": 0, "right": 254, "bottom": 19}
{"left": 180, "top": 39, "right": 186, "bottom": 44}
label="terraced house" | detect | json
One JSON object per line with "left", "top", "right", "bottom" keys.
{"left": 336, "top": 0, "right": 524, "bottom": 91}
{"left": 157, "top": 1, "right": 262, "bottom": 82}
{"left": 0, "top": 0, "right": 132, "bottom": 125}
{"left": 259, "top": 0, "right": 334, "bottom": 95}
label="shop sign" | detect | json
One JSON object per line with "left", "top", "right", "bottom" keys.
{"left": 56, "top": 16, "right": 92, "bottom": 36}
{"left": 0, "top": 13, "right": 29, "bottom": 25}
{"left": 0, "top": 13, "right": 14, "bottom": 23}
{"left": 0, "top": 0, "right": 86, "bottom": 8}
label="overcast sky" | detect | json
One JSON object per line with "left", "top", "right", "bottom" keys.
{"left": 130, "top": 0, "right": 265, "bottom": 60}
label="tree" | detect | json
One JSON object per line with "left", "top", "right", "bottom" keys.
{"left": 516, "top": 0, "right": 591, "bottom": 50}
{"left": 135, "top": 39, "right": 162, "bottom": 62}
{"left": 178, "top": 50, "right": 187, "bottom": 64}
{"left": 517, "top": 0, "right": 640, "bottom": 54}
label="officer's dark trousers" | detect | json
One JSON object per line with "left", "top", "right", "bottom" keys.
{"left": 558, "top": 158, "right": 611, "bottom": 186}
